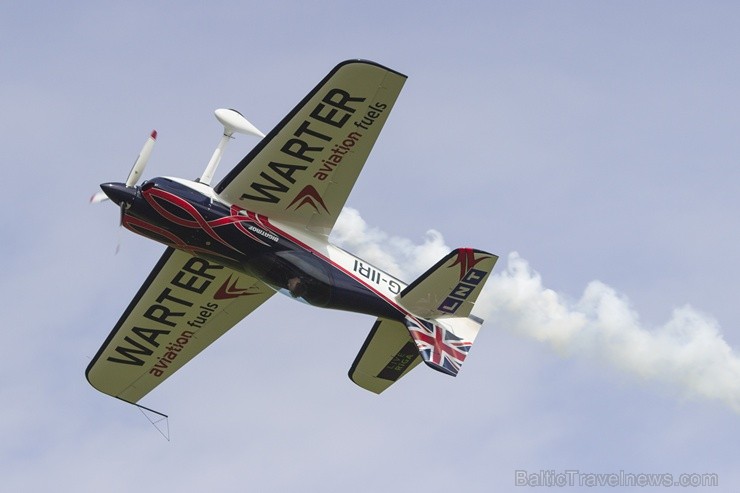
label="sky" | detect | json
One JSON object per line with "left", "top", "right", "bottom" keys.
{"left": 2, "top": 1, "right": 739, "bottom": 491}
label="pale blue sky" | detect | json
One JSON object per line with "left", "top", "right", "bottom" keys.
{"left": 2, "top": 1, "right": 739, "bottom": 491}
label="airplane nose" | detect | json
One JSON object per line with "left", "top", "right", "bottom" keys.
{"left": 100, "top": 182, "right": 137, "bottom": 207}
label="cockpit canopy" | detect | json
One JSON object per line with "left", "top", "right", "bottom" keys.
{"left": 248, "top": 250, "right": 333, "bottom": 307}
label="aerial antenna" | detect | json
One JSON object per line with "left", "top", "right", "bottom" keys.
{"left": 199, "top": 108, "right": 265, "bottom": 185}
{"left": 135, "top": 403, "right": 170, "bottom": 441}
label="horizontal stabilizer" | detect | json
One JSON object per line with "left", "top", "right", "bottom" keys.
{"left": 349, "top": 318, "right": 422, "bottom": 393}
{"left": 398, "top": 248, "right": 497, "bottom": 319}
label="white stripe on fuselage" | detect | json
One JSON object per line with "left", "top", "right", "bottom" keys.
{"left": 266, "top": 218, "right": 409, "bottom": 307}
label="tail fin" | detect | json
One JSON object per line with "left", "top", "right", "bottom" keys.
{"left": 398, "top": 248, "right": 497, "bottom": 319}
{"left": 399, "top": 248, "right": 496, "bottom": 377}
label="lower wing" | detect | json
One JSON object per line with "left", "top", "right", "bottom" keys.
{"left": 86, "top": 248, "right": 274, "bottom": 403}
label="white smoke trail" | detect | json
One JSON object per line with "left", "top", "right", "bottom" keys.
{"left": 334, "top": 207, "right": 740, "bottom": 412}
{"left": 332, "top": 207, "right": 449, "bottom": 280}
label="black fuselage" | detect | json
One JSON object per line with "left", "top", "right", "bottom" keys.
{"left": 102, "top": 178, "right": 401, "bottom": 321}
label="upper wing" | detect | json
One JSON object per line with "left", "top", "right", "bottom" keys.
{"left": 86, "top": 248, "right": 274, "bottom": 403}
{"left": 215, "top": 60, "right": 406, "bottom": 236}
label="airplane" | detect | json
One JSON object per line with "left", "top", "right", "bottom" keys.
{"left": 87, "top": 60, "right": 498, "bottom": 406}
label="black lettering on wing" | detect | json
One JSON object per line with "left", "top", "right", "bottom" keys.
{"left": 107, "top": 336, "right": 154, "bottom": 366}
{"left": 240, "top": 172, "right": 291, "bottom": 203}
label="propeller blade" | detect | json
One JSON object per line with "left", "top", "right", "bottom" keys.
{"left": 90, "top": 191, "right": 109, "bottom": 204}
{"left": 120, "top": 202, "right": 126, "bottom": 227}
{"left": 125, "top": 130, "right": 157, "bottom": 187}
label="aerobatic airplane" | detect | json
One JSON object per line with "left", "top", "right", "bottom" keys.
{"left": 87, "top": 60, "right": 498, "bottom": 405}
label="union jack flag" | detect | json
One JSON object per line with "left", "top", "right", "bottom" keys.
{"left": 405, "top": 317, "right": 472, "bottom": 376}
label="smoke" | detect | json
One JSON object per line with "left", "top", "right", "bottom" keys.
{"left": 334, "top": 207, "right": 740, "bottom": 412}
{"left": 332, "top": 207, "right": 449, "bottom": 280}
